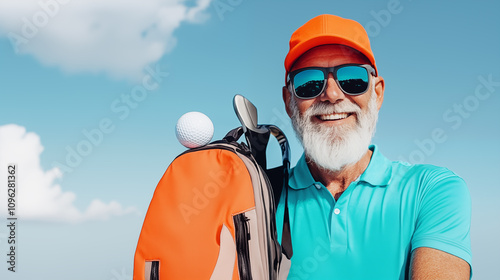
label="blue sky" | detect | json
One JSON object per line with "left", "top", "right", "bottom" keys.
{"left": 0, "top": 0, "right": 499, "bottom": 279}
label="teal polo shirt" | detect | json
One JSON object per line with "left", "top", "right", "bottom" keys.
{"left": 276, "top": 145, "right": 472, "bottom": 280}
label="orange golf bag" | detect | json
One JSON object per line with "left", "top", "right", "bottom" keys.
{"left": 133, "top": 96, "right": 292, "bottom": 279}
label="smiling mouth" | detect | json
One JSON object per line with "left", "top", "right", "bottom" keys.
{"left": 316, "top": 113, "right": 352, "bottom": 121}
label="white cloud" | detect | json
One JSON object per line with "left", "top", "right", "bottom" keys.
{"left": 0, "top": 0, "right": 211, "bottom": 80}
{"left": 0, "top": 124, "right": 138, "bottom": 223}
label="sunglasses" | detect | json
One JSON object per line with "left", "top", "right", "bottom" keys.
{"left": 287, "top": 64, "right": 376, "bottom": 99}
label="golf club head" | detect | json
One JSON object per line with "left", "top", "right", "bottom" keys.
{"left": 233, "top": 94, "right": 268, "bottom": 134}
{"left": 233, "top": 94, "right": 270, "bottom": 168}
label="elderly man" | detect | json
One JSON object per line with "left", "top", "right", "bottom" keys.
{"left": 276, "top": 15, "right": 472, "bottom": 279}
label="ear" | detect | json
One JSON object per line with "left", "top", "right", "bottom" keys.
{"left": 374, "top": 76, "right": 385, "bottom": 111}
{"left": 282, "top": 85, "right": 293, "bottom": 118}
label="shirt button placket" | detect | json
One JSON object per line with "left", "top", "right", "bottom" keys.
{"left": 331, "top": 200, "right": 347, "bottom": 250}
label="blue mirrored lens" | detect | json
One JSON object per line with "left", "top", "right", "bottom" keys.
{"left": 336, "top": 66, "right": 369, "bottom": 94}
{"left": 293, "top": 69, "right": 324, "bottom": 98}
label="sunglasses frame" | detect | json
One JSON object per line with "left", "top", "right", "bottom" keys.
{"left": 287, "top": 64, "right": 376, "bottom": 99}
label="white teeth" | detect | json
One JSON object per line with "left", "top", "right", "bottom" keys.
{"left": 319, "top": 113, "right": 349, "bottom": 121}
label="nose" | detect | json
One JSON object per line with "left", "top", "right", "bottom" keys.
{"left": 318, "top": 72, "right": 346, "bottom": 104}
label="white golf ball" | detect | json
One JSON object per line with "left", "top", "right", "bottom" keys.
{"left": 176, "top": 112, "right": 214, "bottom": 148}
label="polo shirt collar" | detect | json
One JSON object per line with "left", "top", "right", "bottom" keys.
{"left": 358, "top": 145, "right": 392, "bottom": 187}
{"left": 289, "top": 145, "right": 392, "bottom": 190}
{"left": 289, "top": 152, "right": 316, "bottom": 190}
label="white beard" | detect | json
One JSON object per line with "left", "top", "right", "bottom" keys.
{"left": 289, "top": 87, "right": 379, "bottom": 173}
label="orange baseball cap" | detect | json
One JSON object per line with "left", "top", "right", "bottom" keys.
{"left": 284, "top": 14, "right": 377, "bottom": 79}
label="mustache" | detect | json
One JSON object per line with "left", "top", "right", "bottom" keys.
{"left": 304, "top": 101, "right": 362, "bottom": 117}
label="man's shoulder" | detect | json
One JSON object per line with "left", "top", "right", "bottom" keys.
{"left": 388, "top": 159, "right": 468, "bottom": 198}
{"left": 366, "top": 145, "right": 465, "bottom": 189}
{"left": 391, "top": 160, "right": 463, "bottom": 183}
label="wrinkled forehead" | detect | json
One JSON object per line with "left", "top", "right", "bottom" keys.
{"left": 290, "top": 44, "right": 372, "bottom": 72}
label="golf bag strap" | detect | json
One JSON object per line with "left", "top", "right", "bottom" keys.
{"left": 266, "top": 125, "right": 293, "bottom": 259}
{"left": 282, "top": 184, "right": 293, "bottom": 259}
{"left": 223, "top": 127, "right": 244, "bottom": 142}
{"left": 224, "top": 125, "right": 293, "bottom": 258}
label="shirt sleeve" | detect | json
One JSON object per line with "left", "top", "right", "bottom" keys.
{"left": 411, "top": 166, "right": 472, "bottom": 270}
